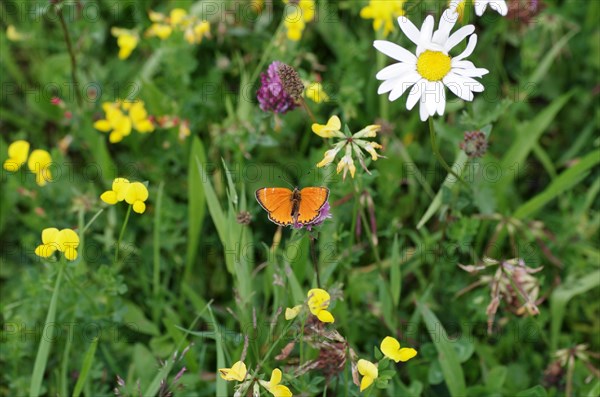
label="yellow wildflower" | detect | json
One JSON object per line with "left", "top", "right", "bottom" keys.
{"left": 169, "top": 8, "right": 188, "bottom": 25}
{"left": 27, "top": 149, "right": 53, "bottom": 186}
{"left": 7, "top": 25, "right": 27, "bottom": 41}
{"left": 259, "top": 368, "right": 293, "bottom": 397}
{"left": 146, "top": 23, "right": 173, "bottom": 39}
{"left": 380, "top": 336, "right": 417, "bottom": 363}
{"left": 314, "top": 117, "right": 383, "bottom": 180}
{"left": 283, "top": 0, "right": 315, "bottom": 41}
{"left": 125, "top": 182, "right": 149, "bottom": 214}
{"left": 307, "top": 288, "right": 334, "bottom": 323}
{"left": 3, "top": 140, "right": 30, "bottom": 172}
{"left": 111, "top": 28, "right": 139, "bottom": 60}
{"left": 184, "top": 21, "right": 210, "bottom": 44}
{"left": 35, "top": 228, "right": 80, "bottom": 261}
{"left": 311, "top": 116, "right": 344, "bottom": 138}
{"left": 360, "top": 0, "right": 406, "bottom": 37}
{"left": 100, "top": 177, "right": 131, "bottom": 205}
{"left": 305, "top": 82, "right": 329, "bottom": 103}
{"left": 128, "top": 101, "right": 154, "bottom": 133}
{"left": 357, "top": 359, "right": 378, "bottom": 392}
{"left": 93, "top": 102, "right": 132, "bottom": 143}
{"left": 285, "top": 305, "right": 302, "bottom": 320}
{"left": 218, "top": 361, "right": 247, "bottom": 382}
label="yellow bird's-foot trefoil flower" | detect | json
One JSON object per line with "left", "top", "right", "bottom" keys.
{"left": 282, "top": 0, "right": 315, "bottom": 41}
{"left": 285, "top": 305, "right": 302, "bottom": 320}
{"left": 380, "top": 336, "right": 418, "bottom": 362}
{"left": 146, "top": 8, "right": 210, "bottom": 45}
{"left": 111, "top": 28, "right": 139, "bottom": 60}
{"left": 305, "top": 82, "right": 329, "bottom": 103}
{"left": 35, "top": 228, "right": 80, "bottom": 261}
{"left": 313, "top": 117, "right": 383, "bottom": 180}
{"left": 101, "top": 178, "right": 149, "bottom": 214}
{"left": 28, "top": 149, "right": 53, "bottom": 186}
{"left": 219, "top": 361, "right": 247, "bottom": 382}
{"left": 357, "top": 359, "right": 378, "bottom": 392}
{"left": 360, "top": 0, "right": 406, "bottom": 37}
{"left": 3, "top": 140, "right": 30, "bottom": 172}
{"left": 94, "top": 100, "right": 154, "bottom": 143}
{"left": 259, "top": 368, "right": 293, "bottom": 397}
{"left": 307, "top": 288, "right": 334, "bottom": 323}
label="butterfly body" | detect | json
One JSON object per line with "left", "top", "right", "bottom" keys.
{"left": 256, "top": 186, "right": 329, "bottom": 227}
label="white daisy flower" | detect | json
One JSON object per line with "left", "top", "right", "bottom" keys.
{"left": 374, "top": 8, "right": 489, "bottom": 121}
{"left": 450, "top": 0, "right": 508, "bottom": 17}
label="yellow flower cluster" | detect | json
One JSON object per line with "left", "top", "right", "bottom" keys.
{"left": 285, "top": 288, "right": 335, "bottom": 323}
{"left": 35, "top": 228, "right": 80, "bottom": 261}
{"left": 305, "top": 82, "right": 329, "bottom": 103}
{"left": 313, "top": 116, "right": 383, "bottom": 180}
{"left": 219, "top": 361, "right": 292, "bottom": 396}
{"left": 93, "top": 100, "right": 154, "bottom": 143}
{"left": 3, "top": 140, "right": 53, "bottom": 186}
{"left": 283, "top": 0, "right": 315, "bottom": 41}
{"left": 101, "top": 178, "right": 149, "bottom": 214}
{"left": 358, "top": 336, "right": 417, "bottom": 391}
{"left": 360, "top": 0, "right": 406, "bottom": 37}
{"left": 111, "top": 28, "right": 139, "bottom": 60}
{"left": 146, "top": 8, "right": 210, "bottom": 45}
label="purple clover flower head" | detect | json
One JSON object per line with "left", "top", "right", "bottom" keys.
{"left": 257, "top": 61, "right": 298, "bottom": 114}
{"left": 293, "top": 201, "right": 332, "bottom": 231}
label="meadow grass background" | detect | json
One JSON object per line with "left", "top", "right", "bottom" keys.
{"left": 1, "top": 0, "right": 599, "bottom": 396}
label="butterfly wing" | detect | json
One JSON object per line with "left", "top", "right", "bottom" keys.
{"left": 297, "top": 187, "right": 330, "bottom": 224}
{"left": 256, "top": 187, "right": 295, "bottom": 226}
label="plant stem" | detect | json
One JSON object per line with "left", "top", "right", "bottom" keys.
{"left": 54, "top": 2, "right": 83, "bottom": 107}
{"left": 299, "top": 97, "right": 318, "bottom": 124}
{"left": 30, "top": 262, "right": 65, "bottom": 397}
{"left": 249, "top": 19, "right": 285, "bottom": 85}
{"left": 114, "top": 205, "right": 132, "bottom": 265}
{"left": 309, "top": 233, "right": 321, "bottom": 287}
{"left": 153, "top": 182, "right": 164, "bottom": 322}
{"left": 428, "top": 118, "right": 469, "bottom": 188}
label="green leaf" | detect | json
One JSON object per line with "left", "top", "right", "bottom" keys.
{"left": 30, "top": 266, "right": 64, "bottom": 397}
{"left": 184, "top": 137, "right": 207, "bottom": 288}
{"left": 515, "top": 385, "right": 548, "bottom": 397}
{"left": 485, "top": 366, "right": 507, "bottom": 391}
{"left": 123, "top": 300, "right": 159, "bottom": 336}
{"left": 417, "top": 152, "right": 469, "bottom": 229}
{"left": 550, "top": 270, "right": 600, "bottom": 350}
{"left": 72, "top": 337, "right": 99, "bottom": 397}
{"left": 390, "top": 234, "right": 401, "bottom": 308}
{"left": 513, "top": 149, "right": 600, "bottom": 219}
{"left": 208, "top": 305, "right": 228, "bottom": 397}
{"left": 418, "top": 302, "right": 467, "bottom": 397}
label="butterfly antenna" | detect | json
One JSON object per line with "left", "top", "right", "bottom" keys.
{"left": 278, "top": 175, "right": 295, "bottom": 188}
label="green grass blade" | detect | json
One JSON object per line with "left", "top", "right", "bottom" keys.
{"left": 153, "top": 181, "right": 165, "bottom": 322}
{"left": 72, "top": 337, "right": 99, "bottom": 397}
{"left": 207, "top": 305, "right": 228, "bottom": 397}
{"left": 550, "top": 270, "right": 600, "bottom": 351}
{"left": 513, "top": 149, "right": 600, "bottom": 219}
{"left": 390, "top": 234, "right": 401, "bottom": 308}
{"left": 417, "top": 152, "right": 468, "bottom": 229}
{"left": 195, "top": 158, "right": 227, "bottom": 247}
{"left": 184, "top": 137, "right": 207, "bottom": 285}
{"left": 418, "top": 302, "right": 467, "bottom": 397}
{"left": 30, "top": 265, "right": 64, "bottom": 397}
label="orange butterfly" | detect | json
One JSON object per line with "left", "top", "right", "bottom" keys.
{"left": 256, "top": 186, "right": 329, "bottom": 227}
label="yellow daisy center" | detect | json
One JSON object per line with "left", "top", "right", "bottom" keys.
{"left": 417, "top": 50, "right": 452, "bottom": 82}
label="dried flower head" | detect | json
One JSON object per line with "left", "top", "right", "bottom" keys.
{"left": 236, "top": 211, "right": 252, "bottom": 225}
{"left": 460, "top": 130, "right": 488, "bottom": 158}
{"left": 277, "top": 63, "right": 305, "bottom": 100}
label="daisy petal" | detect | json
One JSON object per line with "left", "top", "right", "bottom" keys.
{"left": 397, "top": 16, "right": 421, "bottom": 46}
{"left": 376, "top": 63, "right": 415, "bottom": 80}
{"left": 444, "top": 73, "right": 474, "bottom": 101}
{"left": 445, "top": 25, "right": 475, "bottom": 52}
{"left": 424, "top": 80, "right": 439, "bottom": 117}
{"left": 374, "top": 40, "right": 417, "bottom": 64}
{"left": 453, "top": 34, "right": 478, "bottom": 61}
{"left": 453, "top": 66, "right": 489, "bottom": 78}
{"left": 417, "top": 15, "right": 435, "bottom": 54}
{"left": 490, "top": 1, "right": 508, "bottom": 16}
{"left": 474, "top": 1, "right": 487, "bottom": 16}
{"left": 433, "top": 8, "right": 458, "bottom": 46}
{"left": 406, "top": 80, "right": 424, "bottom": 110}
{"left": 419, "top": 95, "right": 429, "bottom": 121}
{"left": 388, "top": 71, "right": 421, "bottom": 101}
{"left": 436, "top": 82, "right": 446, "bottom": 116}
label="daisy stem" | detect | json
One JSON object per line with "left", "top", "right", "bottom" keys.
{"left": 428, "top": 118, "right": 469, "bottom": 188}
{"left": 114, "top": 205, "right": 132, "bottom": 265}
